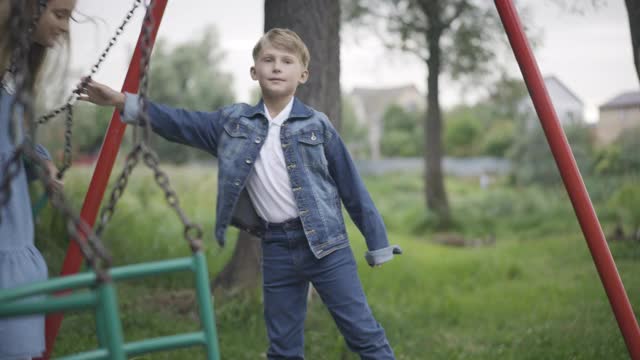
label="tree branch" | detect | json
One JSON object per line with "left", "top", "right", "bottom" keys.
{"left": 442, "top": 1, "right": 469, "bottom": 29}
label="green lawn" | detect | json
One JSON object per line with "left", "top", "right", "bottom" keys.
{"left": 31, "top": 165, "right": 639, "bottom": 359}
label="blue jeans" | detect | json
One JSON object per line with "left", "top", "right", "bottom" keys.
{"left": 261, "top": 218, "right": 395, "bottom": 360}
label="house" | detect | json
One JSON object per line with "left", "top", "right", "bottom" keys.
{"left": 350, "top": 84, "right": 424, "bottom": 159}
{"left": 596, "top": 90, "right": 640, "bottom": 145}
{"left": 517, "top": 75, "right": 584, "bottom": 129}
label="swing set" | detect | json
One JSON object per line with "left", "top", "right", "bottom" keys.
{"left": 0, "top": 0, "right": 639, "bottom": 359}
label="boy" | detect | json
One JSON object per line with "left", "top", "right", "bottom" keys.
{"left": 79, "top": 28, "right": 401, "bottom": 360}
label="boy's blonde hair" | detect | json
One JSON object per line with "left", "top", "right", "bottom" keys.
{"left": 252, "top": 28, "right": 310, "bottom": 69}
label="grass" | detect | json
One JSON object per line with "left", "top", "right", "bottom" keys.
{"left": 28, "top": 165, "right": 640, "bottom": 359}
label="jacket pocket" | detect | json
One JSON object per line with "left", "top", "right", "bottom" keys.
{"left": 297, "top": 129, "right": 327, "bottom": 168}
{"left": 223, "top": 121, "right": 249, "bottom": 138}
{"left": 220, "top": 121, "right": 249, "bottom": 158}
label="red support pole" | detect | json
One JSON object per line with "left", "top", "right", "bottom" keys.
{"left": 494, "top": 1, "right": 640, "bottom": 358}
{"left": 37, "top": 2, "right": 169, "bottom": 359}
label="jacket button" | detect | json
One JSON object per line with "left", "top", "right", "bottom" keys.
{"left": 245, "top": 159, "right": 252, "bottom": 164}
{"left": 234, "top": 180, "right": 241, "bottom": 186}
{"left": 255, "top": 137, "right": 262, "bottom": 144}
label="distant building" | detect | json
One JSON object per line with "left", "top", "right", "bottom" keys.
{"left": 596, "top": 90, "right": 640, "bottom": 145}
{"left": 517, "top": 75, "right": 584, "bottom": 129}
{"left": 350, "top": 84, "right": 424, "bottom": 159}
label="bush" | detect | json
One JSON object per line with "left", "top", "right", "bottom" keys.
{"left": 444, "top": 109, "right": 482, "bottom": 156}
{"left": 508, "top": 124, "right": 595, "bottom": 186}
{"left": 380, "top": 105, "right": 423, "bottom": 157}
{"left": 482, "top": 120, "right": 515, "bottom": 157}
{"left": 607, "top": 183, "right": 640, "bottom": 236}
{"left": 594, "top": 126, "right": 640, "bottom": 175}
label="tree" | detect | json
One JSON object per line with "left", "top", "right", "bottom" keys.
{"left": 212, "top": 0, "right": 342, "bottom": 294}
{"left": 625, "top": 0, "right": 640, "bottom": 85}
{"left": 344, "top": 0, "right": 504, "bottom": 225}
{"left": 485, "top": 73, "right": 528, "bottom": 121}
{"left": 147, "top": 26, "right": 235, "bottom": 163}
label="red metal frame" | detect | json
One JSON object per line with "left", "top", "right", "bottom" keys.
{"left": 37, "top": 2, "right": 169, "bottom": 358}
{"left": 494, "top": 1, "right": 640, "bottom": 358}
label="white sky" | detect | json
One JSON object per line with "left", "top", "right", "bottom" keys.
{"left": 68, "top": 0, "right": 638, "bottom": 123}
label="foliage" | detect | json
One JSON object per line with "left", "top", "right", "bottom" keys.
{"left": 443, "top": 105, "right": 483, "bottom": 157}
{"left": 70, "top": 104, "right": 113, "bottom": 155}
{"left": 481, "top": 120, "right": 515, "bottom": 157}
{"left": 381, "top": 105, "right": 423, "bottom": 157}
{"left": 508, "top": 123, "right": 595, "bottom": 186}
{"left": 344, "top": 0, "right": 503, "bottom": 80}
{"left": 147, "top": 25, "right": 235, "bottom": 163}
{"left": 594, "top": 126, "right": 640, "bottom": 175}
{"left": 608, "top": 183, "right": 640, "bottom": 233}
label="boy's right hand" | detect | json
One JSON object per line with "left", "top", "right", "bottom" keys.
{"left": 76, "top": 77, "right": 126, "bottom": 111}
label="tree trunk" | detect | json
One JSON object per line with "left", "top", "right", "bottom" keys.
{"left": 211, "top": 230, "right": 262, "bottom": 295}
{"left": 424, "top": 29, "right": 451, "bottom": 226}
{"left": 212, "top": 0, "right": 341, "bottom": 294}
{"left": 264, "top": 0, "right": 342, "bottom": 129}
{"left": 625, "top": 0, "right": 640, "bottom": 85}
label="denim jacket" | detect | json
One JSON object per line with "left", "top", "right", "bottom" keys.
{"left": 122, "top": 95, "right": 401, "bottom": 265}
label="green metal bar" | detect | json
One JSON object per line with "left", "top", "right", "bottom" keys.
{"left": 193, "top": 251, "right": 221, "bottom": 360}
{"left": 57, "top": 349, "right": 109, "bottom": 360}
{"left": 0, "top": 272, "right": 96, "bottom": 303}
{"left": 0, "top": 255, "right": 222, "bottom": 358}
{"left": 95, "top": 302, "right": 107, "bottom": 348}
{"left": 57, "top": 332, "right": 210, "bottom": 359}
{"left": 123, "top": 332, "right": 206, "bottom": 356}
{"left": 97, "top": 283, "right": 126, "bottom": 360}
{"left": 0, "top": 292, "right": 97, "bottom": 317}
{"left": 110, "top": 257, "right": 194, "bottom": 280}
{"left": 0, "top": 258, "right": 194, "bottom": 303}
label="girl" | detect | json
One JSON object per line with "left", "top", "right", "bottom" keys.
{"left": 0, "top": 0, "right": 76, "bottom": 359}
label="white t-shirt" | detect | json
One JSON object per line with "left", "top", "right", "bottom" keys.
{"left": 245, "top": 98, "right": 298, "bottom": 223}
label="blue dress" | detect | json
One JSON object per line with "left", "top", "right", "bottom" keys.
{"left": 0, "top": 80, "right": 48, "bottom": 360}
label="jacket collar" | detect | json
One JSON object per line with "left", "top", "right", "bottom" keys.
{"left": 241, "top": 96, "right": 314, "bottom": 121}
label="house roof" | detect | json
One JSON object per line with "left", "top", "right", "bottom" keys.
{"left": 543, "top": 75, "right": 584, "bottom": 106}
{"left": 599, "top": 91, "right": 640, "bottom": 110}
{"left": 350, "top": 84, "right": 421, "bottom": 119}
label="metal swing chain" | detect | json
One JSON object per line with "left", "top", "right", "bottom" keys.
{"left": 22, "top": 141, "right": 113, "bottom": 280}
{"left": 97, "top": 0, "right": 204, "bottom": 253}
{"left": 35, "top": 0, "right": 143, "bottom": 180}
{"left": 55, "top": 103, "right": 73, "bottom": 179}
{"left": 38, "top": 0, "right": 143, "bottom": 125}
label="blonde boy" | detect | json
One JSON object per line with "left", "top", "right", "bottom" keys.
{"left": 80, "top": 28, "right": 400, "bottom": 360}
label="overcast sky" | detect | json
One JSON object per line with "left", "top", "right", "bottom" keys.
{"left": 69, "top": 0, "right": 638, "bottom": 123}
